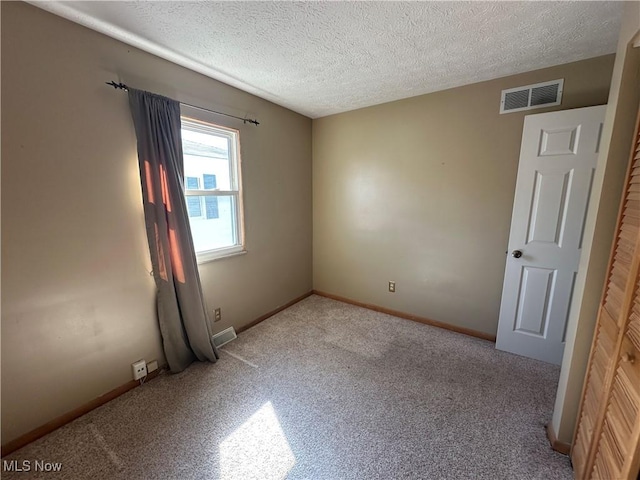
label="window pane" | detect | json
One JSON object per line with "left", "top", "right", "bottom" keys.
{"left": 203, "top": 174, "right": 217, "bottom": 190}
{"left": 187, "top": 195, "right": 237, "bottom": 252}
{"left": 205, "top": 196, "right": 219, "bottom": 219}
{"left": 182, "top": 129, "right": 232, "bottom": 190}
{"left": 186, "top": 176, "right": 200, "bottom": 189}
{"left": 186, "top": 196, "right": 202, "bottom": 217}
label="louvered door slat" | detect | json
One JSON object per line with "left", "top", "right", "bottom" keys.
{"left": 592, "top": 337, "right": 640, "bottom": 479}
{"left": 609, "top": 374, "right": 637, "bottom": 438}
{"left": 572, "top": 109, "right": 640, "bottom": 480}
{"left": 573, "top": 310, "right": 619, "bottom": 477}
{"left": 593, "top": 425, "right": 621, "bottom": 478}
{"left": 605, "top": 224, "right": 640, "bottom": 320}
{"left": 628, "top": 315, "right": 640, "bottom": 351}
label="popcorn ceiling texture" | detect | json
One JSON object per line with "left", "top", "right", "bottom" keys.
{"left": 35, "top": 1, "right": 621, "bottom": 118}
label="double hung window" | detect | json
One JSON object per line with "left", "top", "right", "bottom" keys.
{"left": 181, "top": 118, "right": 244, "bottom": 262}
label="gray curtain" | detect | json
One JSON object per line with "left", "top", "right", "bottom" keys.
{"left": 128, "top": 88, "right": 218, "bottom": 372}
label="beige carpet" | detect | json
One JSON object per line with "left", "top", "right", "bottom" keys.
{"left": 3, "top": 295, "right": 572, "bottom": 479}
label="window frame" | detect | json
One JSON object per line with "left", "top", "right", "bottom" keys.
{"left": 181, "top": 115, "right": 246, "bottom": 263}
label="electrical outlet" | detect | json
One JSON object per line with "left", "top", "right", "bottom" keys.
{"left": 214, "top": 308, "right": 222, "bottom": 322}
{"left": 132, "top": 360, "right": 147, "bottom": 380}
{"left": 389, "top": 281, "right": 396, "bottom": 293}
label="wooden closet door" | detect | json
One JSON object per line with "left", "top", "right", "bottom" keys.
{"left": 572, "top": 111, "right": 640, "bottom": 479}
{"left": 592, "top": 300, "right": 640, "bottom": 478}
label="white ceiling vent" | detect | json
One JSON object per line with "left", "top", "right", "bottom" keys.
{"left": 500, "top": 79, "right": 564, "bottom": 114}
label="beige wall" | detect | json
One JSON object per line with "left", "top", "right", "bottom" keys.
{"left": 313, "top": 56, "right": 614, "bottom": 337}
{"left": 552, "top": 1, "right": 640, "bottom": 444}
{"left": 1, "top": 2, "right": 312, "bottom": 444}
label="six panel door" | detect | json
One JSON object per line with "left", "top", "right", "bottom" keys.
{"left": 496, "top": 106, "right": 606, "bottom": 364}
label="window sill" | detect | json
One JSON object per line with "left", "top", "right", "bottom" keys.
{"left": 197, "top": 247, "right": 247, "bottom": 265}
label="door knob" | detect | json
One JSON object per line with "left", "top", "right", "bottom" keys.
{"left": 511, "top": 250, "right": 523, "bottom": 258}
{"left": 622, "top": 352, "right": 635, "bottom": 364}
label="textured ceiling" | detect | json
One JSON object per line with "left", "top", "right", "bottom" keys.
{"left": 33, "top": 1, "right": 622, "bottom": 118}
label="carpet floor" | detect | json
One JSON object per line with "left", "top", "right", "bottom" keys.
{"left": 3, "top": 295, "right": 573, "bottom": 479}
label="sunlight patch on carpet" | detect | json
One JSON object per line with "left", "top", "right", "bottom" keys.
{"left": 219, "top": 401, "right": 295, "bottom": 479}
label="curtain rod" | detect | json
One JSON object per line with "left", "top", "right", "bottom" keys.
{"left": 105, "top": 81, "right": 260, "bottom": 126}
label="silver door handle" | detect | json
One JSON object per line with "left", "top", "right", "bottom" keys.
{"left": 511, "top": 250, "right": 523, "bottom": 258}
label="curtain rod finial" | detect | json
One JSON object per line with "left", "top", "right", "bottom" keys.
{"left": 106, "top": 81, "right": 128, "bottom": 91}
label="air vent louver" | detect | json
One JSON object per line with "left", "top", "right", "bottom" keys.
{"left": 531, "top": 83, "right": 560, "bottom": 106}
{"left": 212, "top": 327, "right": 237, "bottom": 348}
{"left": 504, "top": 90, "right": 530, "bottom": 111}
{"left": 500, "top": 79, "right": 563, "bottom": 114}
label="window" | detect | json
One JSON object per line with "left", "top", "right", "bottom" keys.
{"left": 181, "top": 117, "right": 244, "bottom": 262}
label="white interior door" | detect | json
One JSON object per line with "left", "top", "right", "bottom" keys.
{"left": 496, "top": 105, "right": 606, "bottom": 365}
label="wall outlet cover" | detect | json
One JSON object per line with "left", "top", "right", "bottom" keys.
{"left": 132, "top": 360, "right": 147, "bottom": 380}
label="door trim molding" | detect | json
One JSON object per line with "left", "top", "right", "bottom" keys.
{"left": 545, "top": 423, "right": 571, "bottom": 455}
